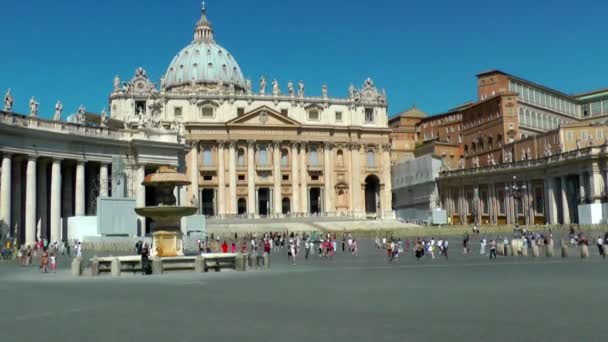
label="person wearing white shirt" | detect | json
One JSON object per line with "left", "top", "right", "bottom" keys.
{"left": 597, "top": 236, "right": 605, "bottom": 258}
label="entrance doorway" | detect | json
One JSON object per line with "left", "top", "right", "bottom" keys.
{"left": 201, "top": 189, "right": 215, "bottom": 217}
{"left": 309, "top": 187, "right": 321, "bottom": 214}
{"left": 364, "top": 175, "right": 380, "bottom": 216}
{"left": 237, "top": 198, "right": 247, "bottom": 215}
{"left": 282, "top": 198, "right": 291, "bottom": 215}
{"left": 258, "top": 188, "right": 270, "bottom": 216}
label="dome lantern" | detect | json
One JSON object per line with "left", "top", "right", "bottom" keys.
{"left": 194, "top": 1, "right": 214, "bottom": 42}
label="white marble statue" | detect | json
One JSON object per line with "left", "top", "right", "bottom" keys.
{"left": 217, "top": 79, "right": 224, "bottom": 94}
{"left": 246, "top": 79, "right": 252, "bottom": 95}
{"left": 576, "top": 138, "right": 581, "bottom": 150}
{"left": 348, "top": 83, "right": 356, "bottom": 99}
{"left": 29, "top": 96, "right": 39, "bottom": 117}
{"left": 259, "top": 76, "right": 266, "bottom": 94}
{"left": 4, "top": 89, "right": 13, "bottom": 112}
{"left": 287, "top": 81, "right": 294, "bottom": 97}
{"left": 53, "top": 100, "right": 62, "bottom": 121}
{"left": 159, "top": 76, "right": 166, "bottom": 91}
{"left": 322, "top": 83, "right": 328, "bottom": 98}
{"left": 298, "top": 80, "right": 304, "bottom": 98}
{"left": 101, "top": 108, "right": 108, "bottom": 127}
{"left": 76, "top": 105, "right": 86, "bottom": 123}
{"left": 113, "top": 75, "right": 120, "bottom": 92}
{"left": 272, "top": 79, "right": 279, "bottom": 96}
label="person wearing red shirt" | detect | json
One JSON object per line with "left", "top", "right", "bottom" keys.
{"left": 221, "top": 241, "right": 228, "bottom": 253}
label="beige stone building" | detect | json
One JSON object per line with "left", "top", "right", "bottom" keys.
{"left": 109, "top": 6, "right": 394, "bottom": 219}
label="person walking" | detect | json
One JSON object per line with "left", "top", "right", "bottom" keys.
{"left": 304, "top": 238, "right": 310, "bottom": 260}
{"left": 443, "top": 240, "right": 449, "bottom": 259}
{"left": 50, "top": 253, "right": 57, "bottom": 273}
{"left": 480, "top": 237, "right": 487, "bottom": 255}
{"left": 597, "top": 236, "right": 605, "bottom": 259}
{"left": 489, "top": 240, "right": 497, "bottom": 260}
{"left": 351, "top": 239, "right": 358, "bottom": 256}
{"left": 463, "top": 233, "right": 470, "bottom": 254}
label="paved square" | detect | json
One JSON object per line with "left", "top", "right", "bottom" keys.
{"left": 0, "top": 238, "right": 606, "bottom": 342}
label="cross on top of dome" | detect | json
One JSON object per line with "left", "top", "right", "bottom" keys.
{"left": 194, "top": 1, "right": 214, "bottom": 42}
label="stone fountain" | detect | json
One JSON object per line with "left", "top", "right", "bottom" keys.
{"left": 135, "top": 166, "right": 197, "bottom": 257}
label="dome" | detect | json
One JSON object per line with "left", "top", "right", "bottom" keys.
{"left": 163, "top": 5, "right": 246, "bottom": 90}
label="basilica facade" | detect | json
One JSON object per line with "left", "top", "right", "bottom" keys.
{"left": 109, "top": 6, "right": 394, "bottom": 219}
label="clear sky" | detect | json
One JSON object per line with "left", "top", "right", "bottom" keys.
{"left": 1, "top": 0, "right": 607, "bottom": 120}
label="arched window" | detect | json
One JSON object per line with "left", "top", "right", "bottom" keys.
{"left": 472, "top": 142, "right": 477, "bottom": 153}
{"left": 281, "top": 149, "right": 289, "bottom": 167}
{"left": 367, "top": 150, "right": 376, "bottom": 168}
{"left": 336, "top": 150, "right": 344, "bottom": 167}
{"left": 259, "top": 144, "right": 268, "bottom": 165}
{"left": 237, "top": 148, "right": 245, "bottom": 166}
{"left": 202, "top": 146, "right": 213, "bottom": 166}
{"left": 310, "top": 147, "right": 318, "bottom": 166}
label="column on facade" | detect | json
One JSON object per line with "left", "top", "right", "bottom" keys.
{"left": 528, "top": 181, "right": 535, "bottom": 225}
{"left": 136, "top": 164, "right": 146, "bottom": 235}
{"left": 217, "top": 141, "right": 226, "bottom": 216}
{"left": 522, "top": 181, "right": 530, "bottom": 226}
{"left": 590, "top": 162, "right": 603, "bottom": 203}
{"left": 299, "top": 143, "right": 308, "bottom": 214}
{"left": 36, "top": 159, "right": 48, "bottom": 240}
{"left": 75, "top": 161, "right": 85, "bottom": 216}
{"left": 189, "top": 143, "right": 200, "bottom": 210}
{"left": 247, "top": 140, "right": 256, "bottom": 216}
{"left": 382, "top": 144, "right": 393, "bottom": 218}
{"left": 350, "top": 144, "right": 362, "bottom": 216}
{"left": 560, "top": 176, "right": 571, "bottom": 224}
{"left": 457, "top": 185, "right": 464, "bottom": 224}
{"left": 545, "top": 178, "right": 557, "bottom": 225}
{"left": 25, "top": 156, "right": 37, "bottom": 247}
{"left": 228, "top": 141, "right": 237, "bottom": 215}
{"left": 50, "top": 159, "right": 62, "bottom": 242}
{"left": 323, "top": 142, "right": 333, "bottom": 215}
{"left": 473, "top": 185, "right": 480, "bottom": 225}
{"left": 12, "top": 158, "right": 23, "bottom": 241}
{"left": 272, "top": 141, "right": 282, "bottom": 216}
{"left": 504, "top": 185, "right": 512, "bottom": 225}
{"left": 290, "top": 142, "right": 299, "bottom": 214}
{"left": 100, "top": 163, "right": 109, "bottom": 197}
{"left": 0, "top": 154, "right": 11, "bottom": 230}
{"left": 578, "top": 172, "right": 587, "bottom": 204}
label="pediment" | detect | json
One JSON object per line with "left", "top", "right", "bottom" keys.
{"left": 226, "top": 106, "right": 301, "bottom": 128}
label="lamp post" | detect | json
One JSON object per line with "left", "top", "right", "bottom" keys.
{"left": 506, "top": 176, "right": 524, "bottom": 226}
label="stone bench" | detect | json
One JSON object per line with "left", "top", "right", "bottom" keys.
{"left": 197, "top": 254, "right": 242, "bottom": 272}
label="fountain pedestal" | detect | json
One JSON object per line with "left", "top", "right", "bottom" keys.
{"left": 134, "top": 166, "right": 198, "bottom": 257}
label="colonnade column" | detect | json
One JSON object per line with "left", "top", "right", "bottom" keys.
{"left": 99, "top": 163, "right": 109, "bottom": 197}
{"left": 75, "top": 161, "right": 85, "bottom": 216}
{"left": 473, "top": 185, "right": 480, "bottom": 225}
{"left": 299, "top": 143, "right": 308, "bottom": 214}
{"left": 590, "top": 162, "right": 603, "bottom": 203}
{"left": 350, "top": 144, "right": 362, "bottom": 217}
{"left": 382, "top": 144, "right": 393, "bottom": 218}
{"left": 36, "top": 160, "right": 48, "bottom": 240}
{"left": 290, "top": 142, "right": 299, "bottom": 214}
{"left": 561, "top": 176, "right": 570, "bottom": 224}
{"left": 217, "top": 141, "right": 226, "bottom": 216}
{"left": 25, "top": 156, "right": 37, "bottom": 247}
{"left": 0, "top": 154, "right": 11, "bottom": 230}
{"left": 189, "top": 143, "right": 200, "bottom": 209}
{"left": 527, "top": 181, "right": 534, "bottom": 225}
{"left": 228, "top": 141, "right": 237, "bottom": 215}
{"left": 578, "top": 173, "right": 586, "bottom": 203}
{"left": 247, "top": 140, "right": 256, "bottom": 216}
{"left": 546, "top": 178, "right": 557, "bottom": 225}
{"left": 50, "top": 159, "right": 62, "bottom": 242}
{"left": 136, "top": 164, "right": 146, "bottom": 235}
{"left": 522, "top": 182, "right": 529, "bottom": 226}
{"left": 273, "top": 141, "right": 282, "bottom": 216}
{"left": 323, "top": 142, "right": 332, "bottom": 215}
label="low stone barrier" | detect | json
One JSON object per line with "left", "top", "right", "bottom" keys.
{"left": 546, "top": 240, "right": 554, "bottom": 257}
{"left": 581, "top": 245, "right": 589, "bottom": 259}
{"left": 531, "top": 244, "right": 540, "bottom": 257}
{"left": 71, "top": 257, "right": 83, "bottom": 276}
{"left": 561, "top": 240, "right": 568, "bottom": 258}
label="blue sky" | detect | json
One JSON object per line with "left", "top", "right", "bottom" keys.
{"left": 1, "top": 0, "right": 606, "bottom": 119}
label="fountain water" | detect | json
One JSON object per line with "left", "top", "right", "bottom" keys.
{"left": 134, "top": 166, "right": 197, "bottom": 257}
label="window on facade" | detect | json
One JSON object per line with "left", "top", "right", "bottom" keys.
{"left": 367, "top": 150, "right": 375, "bottom": 168}
{"left": 201, "top": 106, "right": 214, "bottom": 118}
{"left": 281, "top": 109, "right": 288, "bottom": 116}
{"left": 481, "top": 191, "right": 489, "bottom": 215}
{"left": 237, "top": 108, "right": 245, "bottom": 117}
{"left": 202, "top": 147, "right": 213, "bottom": 166}
{"left": 591, "top": 102, "right": 602, "bottom": 116}
{"left": 282, "top": 175, "right": 289, "bottom": 181}
{"left": 281, "top": 149, "right": 289, "bottom": 166}
{"left": 237, "top": 148, "right": 245, "bottom": 166}
{"left": 602, "top": 100, "right": 608, "bottom": 114}
{"left": 365, "top": 108, "right": 374, "bottom": 123}
{"left": 203, "top": 175, "right": 212, "bottom": 181}
{"left": 497, "top": 190, "right": 505, "bottom": 215}
{"left": 597, "top": 129, "right": 604, "bottom": 140}
{"left": 135, "top": 101, "right": 146, "bottom": 115}
{"left": 582, "top": 131, "right": 588, "bottom": 141}
{"left": 336, "top": 150, "right": 344, "bottom": 167}
{"left": 308, "top": 110, "right": 320, "bottom": 121}
{"left": 497, "top": 134, "right": 503, "bottom": 147}
{"left": 238, "top": 175, "right": 245, "bottom": 181}
{"left": 174, "top": 107, "right": 182, "bottom": 117}
{"left": 335, "top": 112, "right": 343, "bottom": 122}
{"left": 566, "top": 131, "right": 573, "bottom": 141}
{"left": 535, "top": 187, "right": 544, "bottom": 214}
{"left": 259, "top": 145, "right": 269, "bottom": 165}
{"left": 310, "top": 148, "right": 318, "bottom": 166}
